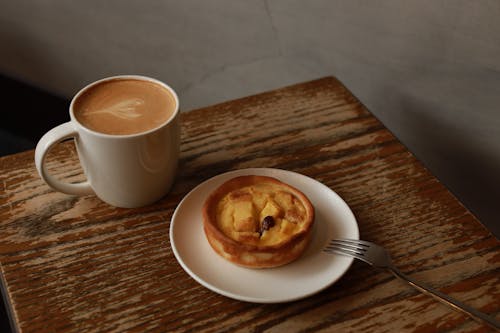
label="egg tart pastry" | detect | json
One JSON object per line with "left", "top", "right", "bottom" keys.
{"left": 202, "top": 175, "right": 315, "bottom": 268}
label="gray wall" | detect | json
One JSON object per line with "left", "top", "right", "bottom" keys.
{"left": 1, "top": 1, "right": 499, "bottom": 236}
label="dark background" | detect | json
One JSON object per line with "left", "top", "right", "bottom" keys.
{"left": 1, "top": 73, "right": 69, "bottom": 156}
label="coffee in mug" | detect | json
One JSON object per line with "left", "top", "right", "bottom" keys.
{"left": 35, "top": 75, "right": 180, "bottom": 208}
{"left": 73, "top": 78, "right": 177, "bottom": 135}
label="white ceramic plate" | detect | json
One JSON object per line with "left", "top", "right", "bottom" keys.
{"left": 169, "top": 168, "right": 359, "bottom": 303}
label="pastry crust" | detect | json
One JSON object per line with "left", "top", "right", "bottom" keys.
{"left": 202, "top": 175, "right": 315, "bottom": 268}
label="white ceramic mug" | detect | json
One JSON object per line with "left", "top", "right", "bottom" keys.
{"left": 35, "top": 75, "right": 180, "bottom": 208}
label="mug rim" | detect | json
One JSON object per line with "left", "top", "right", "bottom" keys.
{"left": 69, "top": 75, "right": 180, "bottom": 138}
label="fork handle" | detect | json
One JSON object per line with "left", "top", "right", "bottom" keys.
{"left": 388, "top": 267, "right": 500, "bottom": 330}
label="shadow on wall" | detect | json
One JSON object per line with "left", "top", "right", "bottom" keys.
{"left": 0, "top": 17, "right": 66, "bottom": 91}
{"left": 0, "top": 16, "right": 73, "bottom": 155}
{"left": 397, "top": 94, "right": 500, "bottom": 237}
{"left": 0, "top": 74, "right": 69, "bottom": 155}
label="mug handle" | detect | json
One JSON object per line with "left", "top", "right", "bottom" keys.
{"left": 35, "top": 122, "right": 94, "bottom": 195}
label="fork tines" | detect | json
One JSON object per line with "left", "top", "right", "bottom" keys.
{"left": 323, "top": 238, "right": 368, "bottom": 256}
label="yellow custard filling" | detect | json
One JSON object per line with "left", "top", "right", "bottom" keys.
{"left": 215, "top": 183, "right": 308, "bottom": 246}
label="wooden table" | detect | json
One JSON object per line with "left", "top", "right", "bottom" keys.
{"left": 0, "top": 77, "right": 498, "bottom": 332}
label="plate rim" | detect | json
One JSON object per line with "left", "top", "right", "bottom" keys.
{"left": 169, "top": 167, "right": 359, "bottom": 303}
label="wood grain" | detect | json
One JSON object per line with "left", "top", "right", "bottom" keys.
{"left": 0, "top": 77, "right": 498, "bottom": 332}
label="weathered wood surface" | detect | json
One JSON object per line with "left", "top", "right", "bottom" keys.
{"left": 0, "top": 77, "right": 498, "bottom": 332}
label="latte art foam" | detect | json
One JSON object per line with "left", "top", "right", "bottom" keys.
{"left": 87, "top": 98, "right": 145, "bottom": 120}
{"left": 73, "top": 79, "right": 176, "bottom": 135}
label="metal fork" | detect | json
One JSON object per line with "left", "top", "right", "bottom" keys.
{"left": 324, "top": 239, "right": 500, "bottom": 330}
